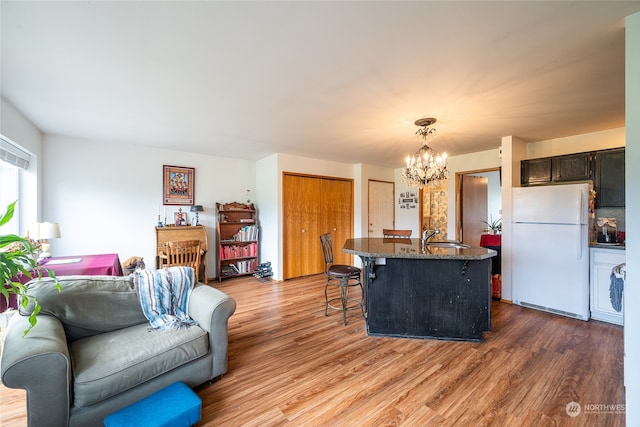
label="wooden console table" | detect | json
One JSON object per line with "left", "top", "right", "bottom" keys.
{"left": 155, "top": 226, "right": 208, "bottom": 280}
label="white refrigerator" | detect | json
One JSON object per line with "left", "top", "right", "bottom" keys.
{"left": 511, "top": 183, "right": 590, "bottom": 321}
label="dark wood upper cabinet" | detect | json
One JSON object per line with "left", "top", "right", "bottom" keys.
{"left": 595, "top": 148, "right": 625, "bottom": 207}
{"left": 521, "top": 148, "right": 625, "bottom": 207}
{"left": 521, "top": 157, "right": 552, "bottom": 185}
{"left": 552, "top": 152, "right": 593, "bottom": 182}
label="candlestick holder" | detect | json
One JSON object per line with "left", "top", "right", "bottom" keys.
{"left": 190, "top": 205, "right": 203, "bottom": 226}
{"left": 157, "top": 214, "right": 163, "bottom": 227}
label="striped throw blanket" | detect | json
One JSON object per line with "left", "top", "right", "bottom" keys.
{"left": 133, "top": 267, "right": 197, "bottom": 330}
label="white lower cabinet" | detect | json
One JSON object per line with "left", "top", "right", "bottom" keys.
{"left": 590, "top": 247, "right": 625, "bottom": 325}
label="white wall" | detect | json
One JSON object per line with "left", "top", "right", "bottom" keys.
{"left": 500, "top": 136, "right": 527, "bottom": 303}
{"left": 255, "top": 153, "right": 279, "bottom": 279}
{"left": 525, "top": 127, "right": 625, "bottom": 158}
{"left": 625, "top": 10, "right": 640, "bottom": 425}
{"left": 42, "top": 134, "right": 255, "bottom": 279}
{"left": 393, "top": 168, "right": 421, "bottom": 236}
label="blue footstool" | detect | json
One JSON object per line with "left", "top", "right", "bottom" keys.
{"left": 104, "top": 382, "right": 201, "bottom": 427}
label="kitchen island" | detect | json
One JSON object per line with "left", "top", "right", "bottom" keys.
{"left": 343, "top": 238, "right": 497, "bottom": 342}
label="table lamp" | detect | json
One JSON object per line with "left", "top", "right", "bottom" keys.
{"left": 36, "top": 222, "right": 61, "bottom": 259}
{"left": 190, "top": 205, "right": 203, "bottom": 225}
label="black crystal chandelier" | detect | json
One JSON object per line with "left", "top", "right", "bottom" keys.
{"left": 401, "top": 118, "right": 449, "bottom": 188}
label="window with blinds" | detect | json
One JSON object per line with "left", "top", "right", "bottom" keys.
{"left": 1, "top": 134, "right": 31, "bottom": 170}
{"left": 0, "top": 163, "right": 19, "bottom": 235}
{"left": 0, "top": 134, "right": 29, "bottom": 235}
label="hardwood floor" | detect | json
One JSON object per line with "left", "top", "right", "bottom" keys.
{"left": 0, "top": 274, "right": 625, "bottom": 426}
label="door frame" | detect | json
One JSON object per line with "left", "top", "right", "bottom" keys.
{"left": 454, "top": 167, "right": 501, "bottom": 242}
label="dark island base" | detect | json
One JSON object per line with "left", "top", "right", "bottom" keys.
{"left": 365, "top": 257, "right": 492, "bottom": 342}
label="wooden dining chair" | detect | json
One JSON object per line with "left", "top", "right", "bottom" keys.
{"left": 382, "top": 229, "right": 412, "bottom": 238}
{"left": 166, "top": 240, "right": 202, "bottom": 282}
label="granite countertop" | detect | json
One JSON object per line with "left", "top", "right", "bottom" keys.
{"left": 343, "top": 238, "right": 497, "bottom": 261}
{"left": 590, "top": 243, "right": 626, "bottom": 250}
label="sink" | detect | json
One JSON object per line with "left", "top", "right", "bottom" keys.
{"left": 426, "top": 241, "right": 471, "bottom": 249}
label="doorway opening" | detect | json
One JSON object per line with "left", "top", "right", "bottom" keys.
{"left": 455, "top": 168, "right": 501, "bottom": 246}
{"left": 419, "top": 181, "right": 449, "bottom": 240}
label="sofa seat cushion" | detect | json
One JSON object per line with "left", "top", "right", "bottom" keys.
{"left": 70, "top": 323, "right": 208, "bottom": 408}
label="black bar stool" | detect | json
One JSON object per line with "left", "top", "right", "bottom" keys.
{"left": 319, "top": 233, "right": 363, "bottom": 325}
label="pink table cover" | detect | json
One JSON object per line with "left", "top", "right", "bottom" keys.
{"left": 479, "top": 234, "right": 502, "bottom": 248}
{"left": 41, "top": 253, "right": 124, "bottom": 277}
{"left": 1, "top": 254, "right": 123, "bottom": 312}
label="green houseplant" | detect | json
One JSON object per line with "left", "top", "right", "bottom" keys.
{"left": 0, "top": 200, "right": 58, "bottom": 335}
{"left": 481, "top": 215, "right": 502, "bottom": 234}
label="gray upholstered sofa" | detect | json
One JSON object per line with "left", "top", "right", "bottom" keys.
{"left": 0, "top": 275, "right": 236, "bottom": 427}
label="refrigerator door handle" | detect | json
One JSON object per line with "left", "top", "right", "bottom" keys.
{"left": 578, "top": 189, "right": 583, "bottom": 224}
{"left": 576, "top": 225, "right": 589, "bottom": 260}
{"left": 576, "top": 189, "right": 587, "bottom": 224}
{"left": 577, "top": 226, "right": 583, "bottom": 260}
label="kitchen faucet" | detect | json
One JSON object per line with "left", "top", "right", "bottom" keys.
{"left": 422, "top": 228, "right": 440, "bottom": 244}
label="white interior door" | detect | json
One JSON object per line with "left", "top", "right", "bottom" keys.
{"left": 368, "top": 180, "right": 394, "bottom": 237}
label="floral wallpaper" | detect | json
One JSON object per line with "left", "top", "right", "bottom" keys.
{"left": 422, "top": 182, "right": 448, "bottom": 240}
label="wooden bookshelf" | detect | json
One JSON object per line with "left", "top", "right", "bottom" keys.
{"left": 216, "top": 202, "right": 259, "bottom": 281}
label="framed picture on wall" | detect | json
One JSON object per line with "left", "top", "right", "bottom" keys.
{"left": 398, "top": 191, "right": 418, "bottom": 209}
{"left": 163, "top": 165, "right": 195, "bottom": 205}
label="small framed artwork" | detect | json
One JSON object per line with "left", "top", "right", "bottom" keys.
{"left": 163, "top": 165, "right": 195, "bottom": 205}
{"left": 174, "top": 211, "right": 188, "bottom": 226}
{"left": 398, "top": 190, "right": 418, "bottom": 209}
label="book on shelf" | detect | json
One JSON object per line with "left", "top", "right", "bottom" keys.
{"left": 234, "top": 259, "right": 256, "bottom": 274}
{"left": 220, "top": 242, "right": 258, "bottom": 260}
{"left": 232, "top": 225, "right": 259, "bottom": 242}
{"left": 223, "top": 260, "right": 257, "bottom": 275}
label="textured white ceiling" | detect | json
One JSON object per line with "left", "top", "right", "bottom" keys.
{"left": 2, "top": 1, "right": 640, "bottom": 167}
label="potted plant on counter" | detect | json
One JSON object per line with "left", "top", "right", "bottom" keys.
{"left": 481, "top": 215, "right": 502, "bottom": 235}
{"left": 0, "top": 201, "right": 58, "bottom": 335}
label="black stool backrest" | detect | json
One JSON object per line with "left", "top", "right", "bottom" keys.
{"left": 319, "top": 233, "right": 334, "bottom": 272}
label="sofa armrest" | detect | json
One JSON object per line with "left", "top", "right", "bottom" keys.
{"left": 1, "top": 313, "right": 71, "bottom": 427}
{"left": 188, "top": 284, "right": 236, "bottom": 378}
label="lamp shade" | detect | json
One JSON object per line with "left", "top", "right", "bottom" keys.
{"left": 190, "top": 205, "right": 204, "bottom": 213}
{"left": 35, "top": 222, "right": 61, "bottom": 240}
